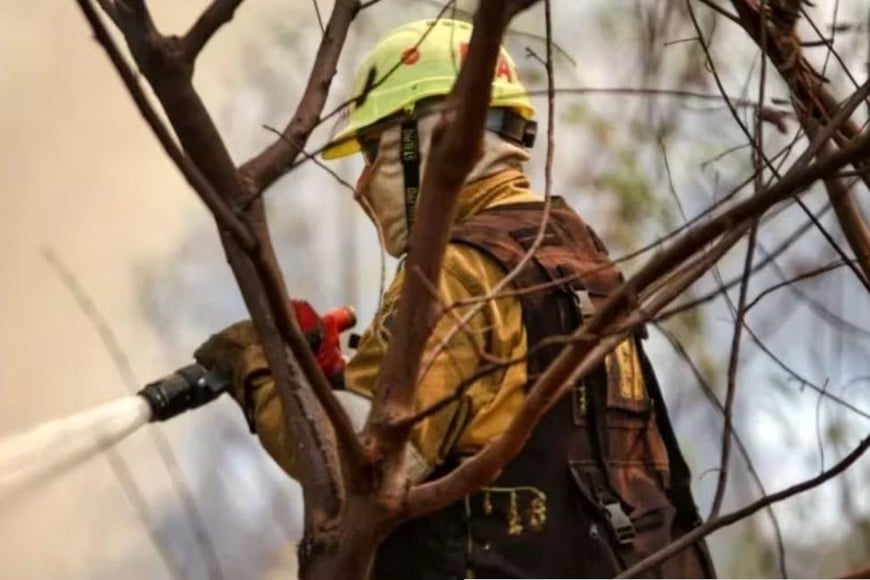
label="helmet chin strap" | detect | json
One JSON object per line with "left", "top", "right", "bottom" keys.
{"left": 397, "top": 108, "right": 534, "bottom": 240}
{"left": 400, "top": 119, "right": 421, "bottom": 236}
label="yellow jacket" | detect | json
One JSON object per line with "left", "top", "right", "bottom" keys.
{"left": 246, "top": 168, "right": 645, "bottom": 478}
{"left": 250, "top": 169, "right": 535, "bottom": 476}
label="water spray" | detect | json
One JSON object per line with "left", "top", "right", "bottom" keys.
{"left": 0, "top": 303, "right": 357, "bottom": 504}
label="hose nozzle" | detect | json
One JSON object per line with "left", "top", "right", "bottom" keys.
{"left": 138, "top": 364, "right": 229, "bottom": 422}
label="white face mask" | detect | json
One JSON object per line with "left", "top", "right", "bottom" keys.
{"left": 357, "top": 113, "right": 530, "bottom": 257}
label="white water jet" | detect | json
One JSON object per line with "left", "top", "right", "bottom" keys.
{"left": 0, "top": 396, "right": 151, "bottom": 506}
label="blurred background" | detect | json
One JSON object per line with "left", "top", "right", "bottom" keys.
{"left": 1, "top": 0, "right": 868, "bottom": 577}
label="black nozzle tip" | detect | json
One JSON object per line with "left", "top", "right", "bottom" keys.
{"left": 139, "top": 364, "right": 228, "bottom": 422}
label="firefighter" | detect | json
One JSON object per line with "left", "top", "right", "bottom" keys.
{"left": 195, "top": 18, "right": 716, "bottom": 579}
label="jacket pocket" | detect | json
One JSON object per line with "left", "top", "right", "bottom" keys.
{"left": 603, "top": 338, "right": 670, "bottom": 480}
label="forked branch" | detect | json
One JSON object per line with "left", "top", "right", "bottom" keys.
{"left": 183, "top": 0, "right": 247, "bottom": 60}
{"left": 239, "top": 0, "right": 360, "bottom": 195}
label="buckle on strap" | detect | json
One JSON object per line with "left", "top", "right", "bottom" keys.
{"left": 585, "top": 468, "right": 636, "bottom": 547}
{"left": 602, "top": 500, "right": 636, "bottom": 546}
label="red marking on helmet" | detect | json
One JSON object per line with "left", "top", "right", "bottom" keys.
{"left": 402, "top": 47, "right": 421, "bottom": 65}
{"left": 457, "top": 43, "right": 514, "bottom": 82}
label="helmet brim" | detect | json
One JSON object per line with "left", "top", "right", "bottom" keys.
{"left": 322, "top": 133, "right": 361, "bottom": 160}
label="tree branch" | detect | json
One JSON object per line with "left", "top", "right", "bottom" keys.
{"left": 238, "top": 0, "right": 360, "bottom": 195}
{"left": 725, "top": 0, "right": 870, "bottom": 285}
{"left": 183, "top": 0, "right": 247, "bottom": 60}
{"left": 655, "top": 323, "right": 788, "bottom": 577}
{"left": 95, "top": 0, "right": 120, "bottom": 26}
{"left": 101, "top": 2, "right": 366, "bottom": 480}
{"left": 417, "top": 0, "right": 559, "bottom": 390}
{"left": 83, "top": 0, "right": 256, "bottom": 251}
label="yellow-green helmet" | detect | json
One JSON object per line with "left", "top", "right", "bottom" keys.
{"left": 322, "top": 18, "right": 535, "bottom": 160}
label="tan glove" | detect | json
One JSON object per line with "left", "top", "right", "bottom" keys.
{"left": 193, "top": 320, "right": 270, "bottom": 429}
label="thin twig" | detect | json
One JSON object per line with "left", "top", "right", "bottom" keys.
{"left": 657, "top": 202, "right": 832, "bottom": 321}
{"left": 94, "top": 0, "right": 121, "bottom": 26}
{"left": 82, "top": 0, "right": 361, "bottom": 519}
{"left": 743, "top": 260, "right": 848, "bottom": 312}
{"left": 311, "top": 0, "right": 325, "bottom": 34}
{"left": 239, "top": 0, "right": 446, "bottom": 197}
{"left": 688, "top": 1, "right": 870, "bottom": 294}
{"left": 709, "top": 0, "right": 768, "bottom": 522}
{"left": 742, "top": 319, "right": 870, "bottom": 421}
{"left": 697, "top": 0, "right": 741, "bottom": 24}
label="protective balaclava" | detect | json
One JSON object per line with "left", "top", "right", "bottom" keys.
{"left": 357, "top": 112, "right": 531, "bottom": 257}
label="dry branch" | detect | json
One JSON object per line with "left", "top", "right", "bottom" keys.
{"left": 366, "top": 0, "right": 542, "bottom": 458}
{"left": 239, "top": 0, "right": 360, "bottom": 195}
{"left": 727, "top": 0, "right": 870, "bottom": 284}
{"left": 417, "top": 0, "right": 559, "bottom": 392}
{"left": 183, "top": 0, "right": 247, "bottom": 59}
{"left": 76, "top": 0, "right": 255, "bottom": 251}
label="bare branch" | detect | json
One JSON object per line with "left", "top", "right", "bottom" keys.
{"left": 726, "top": 0, "right": 870, "bottom": 285}
{"left": 311, "top": 0, "right": 325, "bottom": 34}
{"left": 688, "top": 1, "right": 870, "bottom": 294}
{"left": 822, "top": 145, "right": 870, "bottom": 282}
{"left": 94, "top": 0, "right": 121, "bottom": 27}
{"left": 657, "top": 201, "right": 832, "bottom": 320}
{"left": 711, "top": 0, "right": 769, "bottom": 518}
{"left": 696, "top": 0, "right": 741, "bottom": 23}
{"left": 743, "top": 259, "right": 848, "bottom": 312}
{"left": 741, "top": 317, "right": 870, "bottom": 421}
{"left": 709, "top": 221, "right": 757, "bottom": 519}
{"left": 238, "top": 0, "right": 360, "bottom": 195}
{"left": 183, "top": 0, "right": 246, "bottom": 60}
{"left": 418, "top": 0, "right": 558, "bottom": 385}
{"left": 76, "top": 0, "right": 256, "bottom": 251}
{"left": 655, "top": 323, "right": 788, "bottom": 577}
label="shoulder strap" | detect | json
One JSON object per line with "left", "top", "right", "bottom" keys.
{"left": 450, "top": 198, "right": 624, "bottom": 296}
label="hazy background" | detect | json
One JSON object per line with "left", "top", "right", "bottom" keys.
{"left": 1, "top": 0, "right": 869, "bottom": 577}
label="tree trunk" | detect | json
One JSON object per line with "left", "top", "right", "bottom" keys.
{"left": 298, "top": 495, "right": 391, "bottom": 580}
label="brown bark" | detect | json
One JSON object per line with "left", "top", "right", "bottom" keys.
{"left": 728, "top": 0, "right": 870, "bottom": 284}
